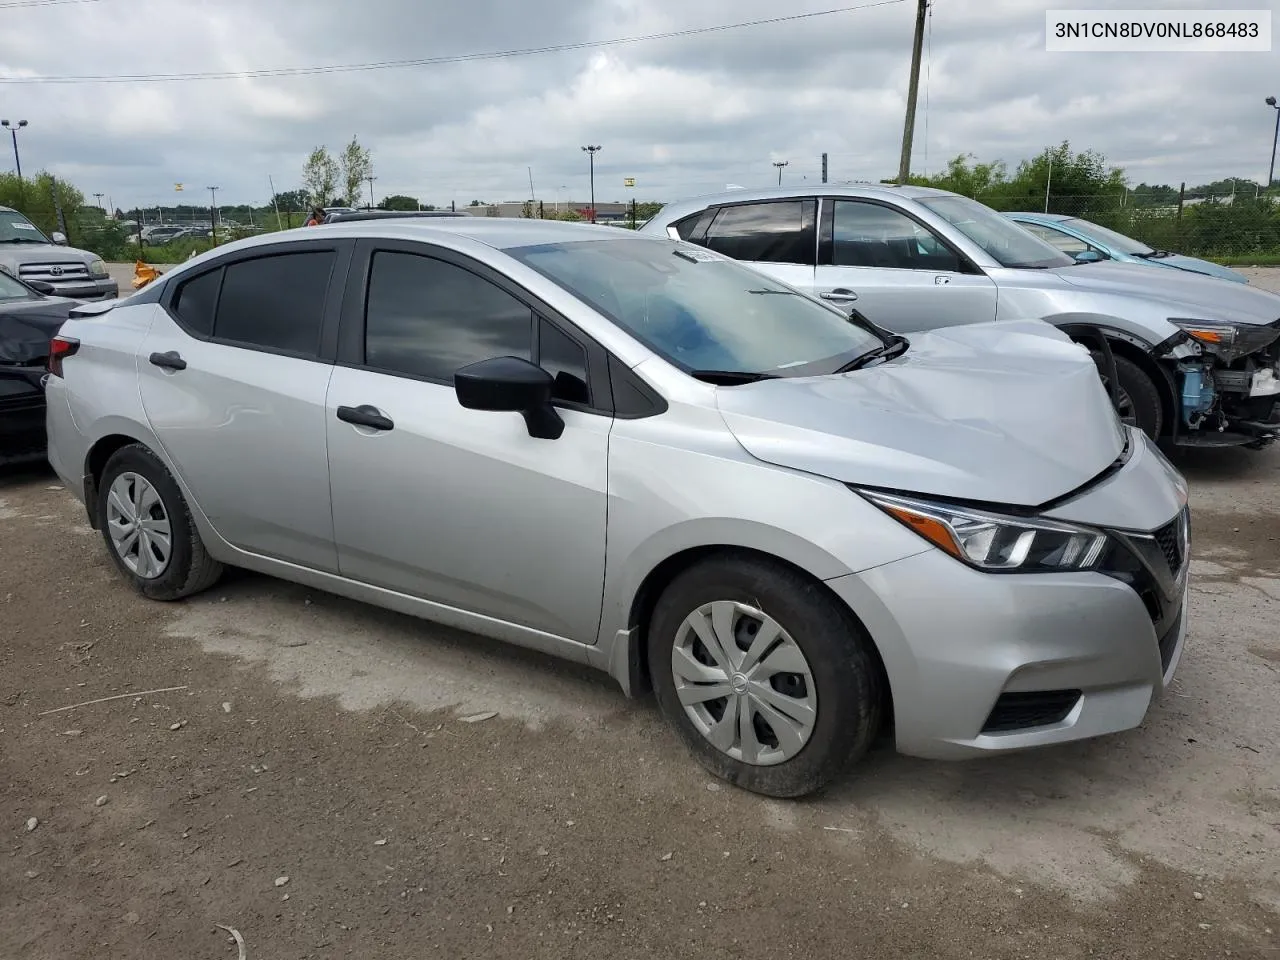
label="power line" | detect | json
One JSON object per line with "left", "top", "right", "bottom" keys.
{"left": 0, "top": 0, "right": 100, "bottom": 8}
{"left": 0, "top": 0, "right": 906, "bottom": 84}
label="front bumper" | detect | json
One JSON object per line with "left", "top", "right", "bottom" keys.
{"left": 831, "top": 431, "right": 1189, "bottom": 760}
{"left": 44, "top": 278, "right": 118, "bottom": 301}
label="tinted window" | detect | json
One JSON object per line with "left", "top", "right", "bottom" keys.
{"left": 538, "top": 317, "right": 589, "bottom": 405}
{"left": 173, "top": 268, "right": 221, "bottom": 336}
{"left": 364, "top": 251, "right": 532, "bottom": 381}
{"left": 832, "top": 201, "right": 960, "bottom": 271}
{"left": 213, "top": 252, "right": 334, "bottom": 354}
{"left": 704, "top": 201, "right": 813, "bottom": 264}
{"left": 672, "top": 213, "right": 703, "bottom": 240}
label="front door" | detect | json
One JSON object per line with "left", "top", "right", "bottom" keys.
{"left": 814, "top": 198, "right": 998, "bottom": 334}
{"left": 325, "top": 242, "right": 611, "bottom": 643}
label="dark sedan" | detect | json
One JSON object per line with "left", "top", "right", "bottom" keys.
{"left": 1, "top": 270, "right": 74, "bottom": 465}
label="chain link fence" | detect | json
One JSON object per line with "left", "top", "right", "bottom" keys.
{"left": 972, "top": 191, "right": 1280, "bottom": 263}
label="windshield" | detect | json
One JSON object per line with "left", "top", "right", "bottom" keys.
{"left": 918, "top": 196, "right": 1073, "bottom": 269}
{"left": 0, "top": 269, "right": 36, "bottom": 301}
{"left": 508, "top": 238, "right": 885, "bottom": 378}
{"left": 0, "top": 210, "right": 52, "bottom": 244}
{"left": 1062, "top": 218, "right": 1156, "bottom": 256}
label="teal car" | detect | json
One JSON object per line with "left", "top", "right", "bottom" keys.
{"left": 1005, "top": 212, "right": 1250, "bottom": 284}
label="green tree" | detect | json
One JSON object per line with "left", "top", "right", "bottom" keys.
{"left": 378, "top": 194, "right": 421, "bottom": 211}
{"left": 0, "top": 171, "right": 84, "bottom": 241}
{"left": 340, "top": 136, "right": 372, "bottom": 208}
{"left": 910, "top": 154, "right": 1009, "bottom": 198}
{"left": 302, "top": 147, "right": 339, "bottom": 209}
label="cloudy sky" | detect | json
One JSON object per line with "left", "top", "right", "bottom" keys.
{"left": 0, "top": 0, "right": 1276, "bottom": 211}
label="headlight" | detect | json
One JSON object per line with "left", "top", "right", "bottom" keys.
{"left": 860, "top": 491, "right": 1109, "bottom": 573}
{"left": 87, "top": 258, "right": 109, "bottom": 279}
{"left": 1170, "top": 319, "right": 1279, "bottom": 364}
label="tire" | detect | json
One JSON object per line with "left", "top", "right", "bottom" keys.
{"left": 1110, "top": 355, "right": 1164, "bottom": 440}
{"left": 648, "top": 555, "right": 883, "bottom": 798}
{"left": 96, "top": 443, "right": 223, "bottom": 601}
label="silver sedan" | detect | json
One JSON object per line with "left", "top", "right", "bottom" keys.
{"left": 44, "top": 218, "right": 1190, "bottom": 796}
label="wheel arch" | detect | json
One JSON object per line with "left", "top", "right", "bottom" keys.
{"left": 615, "top": 544, "right": 894, "bottom": 730}
{"left": 1045, "top": 313, "right": 1178, "bottom": 440}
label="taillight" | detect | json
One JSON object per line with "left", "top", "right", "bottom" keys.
{"left": 47, "top": 336, "right": 79, "bottom": 377}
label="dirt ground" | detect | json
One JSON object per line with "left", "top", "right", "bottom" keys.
{"left": 0, "top": 265, "right": 1276, "bottom": 959}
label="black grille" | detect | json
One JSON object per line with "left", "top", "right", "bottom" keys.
{"left": 1157, "top": 608, "right": 1183, "bottom": 672}
{"left": 982, "top": 690, "right": 1081, "bottom": 733}
{"left": 1153, "top": 516, "right": 1182, "bottom": 573}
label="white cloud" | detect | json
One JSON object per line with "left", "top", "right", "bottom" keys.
{"left": 0, "top": 0, "right": 1274, "bottom": 209}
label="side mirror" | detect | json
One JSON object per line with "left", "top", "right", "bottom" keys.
{"left": 26, "top": 279, "right": 55, "bottom": 295}
{"left": 454, "top": 356, "right": 564, "bottom": 440}
{"left": 50, "top": 232, "right": 68, "bottom": 246}
{"left": 1072, "top": 249, "right": 1104, "bottom": 263}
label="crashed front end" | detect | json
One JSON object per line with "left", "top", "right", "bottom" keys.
{"left": 1158, "top": 317, "right": 1280, "bottom": 449}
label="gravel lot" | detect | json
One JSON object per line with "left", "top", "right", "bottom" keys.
{"left": 1, "top": 264, "right": 1277, "bottom": 959}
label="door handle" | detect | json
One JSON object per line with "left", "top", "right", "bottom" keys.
{"left": 336, "top": 404, "right": 394, "bottom": 431}
{"left": 820, "top": 288, "right": 858, "bottom": 303}
{"left": 148, "top": 350, "right": 187, "bottom": 371}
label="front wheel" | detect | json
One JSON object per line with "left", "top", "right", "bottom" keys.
{"left": 648, "top": 555, "right": 883, "bottom": 798}
{"left": 1094, "top": 352, "right": 1164, "bottom": 440}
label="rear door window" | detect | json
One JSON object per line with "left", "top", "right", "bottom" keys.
{"left": 703, "top": 201, "right": 816, "bottom": 265}
{"left": 212, "top": 251, "right": 335, "bottom": 356}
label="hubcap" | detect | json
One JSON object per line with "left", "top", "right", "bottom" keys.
{"left": 671, "top": 600, "right": 817, "bottom": 766}
{"left": 105, "top": 472, "right": 172, "bottom": 580}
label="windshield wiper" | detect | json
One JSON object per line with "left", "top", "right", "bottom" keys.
{"left": 834, "top": 335, "right": 910, "bottom": 373}
{"left": 689, "top": 369, "right": 780, "bottom": 385}
{"left": 0, "top": 237, "right": 48, "bottom": 244}
{"left": 745, "top": 288, "right": 796, "bottom": 296}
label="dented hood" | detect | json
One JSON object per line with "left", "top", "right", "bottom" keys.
{"left": 715, "top": 320, "right": 1126, "bottom": 507}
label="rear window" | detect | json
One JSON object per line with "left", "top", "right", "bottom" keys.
{"left": 172, "top": 269, "right": 221, "bottom": 336}
{"left": 213, "top": 252, "right": 334, "bottom": 355}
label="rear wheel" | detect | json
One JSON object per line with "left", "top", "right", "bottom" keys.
{"left": 648, "top": 555, "right": 882, "bottom": 798}
{"left": 96, "top": 443, "right": 223, "bottom": 601}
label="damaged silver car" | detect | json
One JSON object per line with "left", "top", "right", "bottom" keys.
{"left": 642, "top": 186, "right": 1280, "bottom": 450}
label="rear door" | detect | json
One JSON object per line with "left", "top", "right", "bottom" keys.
{"left": 814, "top": 198, "right": 998, "bottom": 333}
{"left": 138, "top": 239, "right": 351, "bottom": 570}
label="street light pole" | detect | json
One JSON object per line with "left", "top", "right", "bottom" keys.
{"left": 208, "top": 186, "right": 220, "bottom": 245}
{"left": 582, "top": 145, "right": 601, "bottom": 222}
{"left": 1, "top": 119, "right": 29, "bottom": 206}
{"left": 772, "top": 160, "right": 789, "bottom": 185}
{"left": 93, "top": 192, "right": 105, "bottom": 213}
{"left": 365, "top": 175, "right": 377, "bottom": 210}
{"left": 1267, "top": 96, "right": 1280, "bottom": 192}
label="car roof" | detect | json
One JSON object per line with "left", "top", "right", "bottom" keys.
{"left": 184, "top": 218, "right": 649, "bottom": 262}
{"left": 323, "top": 210, "right": 468, "bottom": 223}
{"left": 645, "top": 183, "right": 960, "bottom": 226}
{"left": 1005, "top": 212, "right": 1074, "bottom": 222}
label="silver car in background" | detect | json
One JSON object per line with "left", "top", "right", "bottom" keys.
{"left": 46, "top": 220, "right": 1189, "bottom": 796}
{"left": 641, "top": 186, "right": 1280, "bottom": 450}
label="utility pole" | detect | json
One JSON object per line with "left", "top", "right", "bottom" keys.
{"left": 772, "top": 160, "right": 789, "bottom": 185}
{"left": 896, "top": 0, "right": 928, "bottom": 184}
{"left": 93, "top": 192, "right": 105, "bottom": 213}
{"left": 1, "top": 119, "right": 28, "bottom": 207}
{"left": 208, "top": 186, "right": 220, "bottom": 245}
{"left": 1266, "top": 96, "right": 1279, "bottom": 191}
{"left": 821, "top": 153, "right": 828, "bottom": 183}
{"left": 582, "top": 145, "right": 601, "bottom": 222}
{"left": 365, "top": 175, "right": 377, "bottom": 210}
